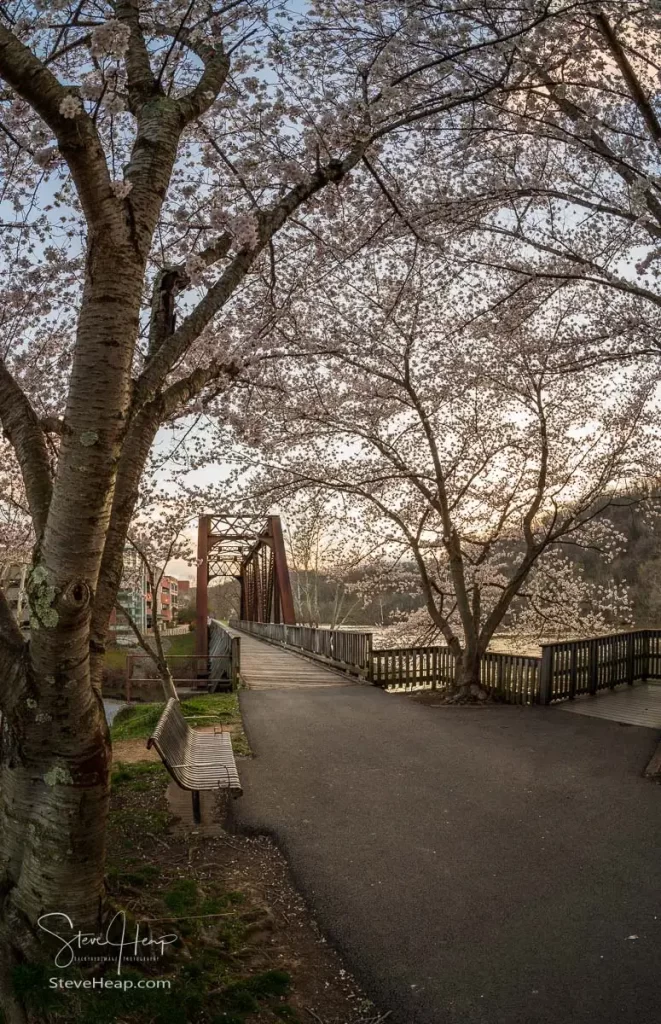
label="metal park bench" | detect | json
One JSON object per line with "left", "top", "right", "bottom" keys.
{"left": 147, "top": 698, "right": 242, "bottom": 823}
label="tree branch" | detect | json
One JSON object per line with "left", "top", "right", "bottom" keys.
{"left": 0, "top": 582, "right": 27, "bottom": 720}
{"left": 114, "top": 598, "right": 177, "bottom": 701}
{"left": 116, "top": 0, "right": 160, "bottom": 112}
{"left": 0, "top": 22, "right": 115, "bottom": 230}
{"left": 0, "top": 359, "right": 52, "bottom": 538}
{"left": 132, "top": 147, "right": 367, "bottom": 404}
{"left": 593, "top": 11, "right": 661, "bottom": 149}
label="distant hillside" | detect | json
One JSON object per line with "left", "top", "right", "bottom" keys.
{"left": 187, "top": 570, "right": 424, "bottom": 628}
{"left": 187, "top": 497, "right": 661, "bottom": 634}
{"left": 571, "top": 497, "right": 661, "bottom": 628}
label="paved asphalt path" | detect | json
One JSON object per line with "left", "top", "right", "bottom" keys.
{"left": 236, "top": 683, "right": 661, "bottom": 1024}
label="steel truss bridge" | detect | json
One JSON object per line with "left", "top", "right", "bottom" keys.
{"left": 195, "top": 513, "right": 295, "bottom": 658}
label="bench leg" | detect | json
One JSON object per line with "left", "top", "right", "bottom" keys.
{"left": 192, "top": 790, "right": 201, "bottom": 824}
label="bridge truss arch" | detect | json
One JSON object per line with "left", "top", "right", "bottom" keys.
{"left": 195, "top": 514, "right": 296, "bottom": 657}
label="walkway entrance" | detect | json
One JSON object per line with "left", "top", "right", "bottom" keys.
{"left": 234, "top": 680, "right": 661, "bottom": 1024}
{"left": 227, "top": 627, "right": 354, "bottom": 690}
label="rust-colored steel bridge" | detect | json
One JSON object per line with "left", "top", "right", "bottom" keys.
{"left": 195, "top": 514, "right": 295, "bottom": 658}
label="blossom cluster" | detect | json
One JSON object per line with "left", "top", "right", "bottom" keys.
{"left": 230, "top": 213, "right": 260, "bottom": 250}
{"left": 59, "top": 95, "right": 82, "bottom": 120}
{"left": 91, "top": 20, "right": 131, "bottom": 60}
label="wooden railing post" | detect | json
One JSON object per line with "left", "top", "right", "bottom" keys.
{"left": 588, "top": 638, "right": 599, "bottom": 695}
{"left": 642, "top": 630, "right": 650, "bottom": 681}
{"left": 626, "top": 632, "right": 635, "bottom": 686}
{"left": 569, "top": 643, "right": 578, "bottom": 699}
{"left": 496, "top": 655, "right": 505, "bottom": 699}
{"left": 539, "top": 645, "right": 553, "bottom": 705}
{"left": 232, "top": 636, "right": 241, "bottom": 691}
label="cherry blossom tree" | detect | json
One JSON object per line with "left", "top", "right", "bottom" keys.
{"left": 0, "top": 1, "right": 576, "bottom": 1008}
{"left": 389, "top": 3, "right": 661, "bottom": 373}
{"left": 371, "top": 551, "right": 634, "bottom": 653}
{"left": 0, "top": 440, "right": 32, "bottom": 564}
{"left": 218, "top": 249, "right": 660, "bottom": 695}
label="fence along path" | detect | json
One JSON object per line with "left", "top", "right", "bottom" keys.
{"left": 230, "top": 620, "right": 371, "bottom": 679}
{"left": 232, "top": 621, "right": 661, "bottom": 706}
{"left": 376, "top": 630, "right": 661, "bottom": 704}
{"left": 372, "top": 646, "right": 541, "bottom": 704}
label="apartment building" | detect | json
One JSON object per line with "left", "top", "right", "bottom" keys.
{"left": 146, "top": 575, "right": 179, "bottom": 627}
{"left": 1, "top": 555, "right": 187, "bottom": 636}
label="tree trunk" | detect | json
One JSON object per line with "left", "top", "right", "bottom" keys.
{"left": 0, "top": 249, "right": 145, "bottom": 1008}
{"left": 89, "top": 409, "right": 162, "bottom": 693}
{"left": 451, "top": 645, "right": 488, "bottom": 701}
{"left": 0, "top": 643, "right": 110, "bottom": 973}
{"left": 0, "top": 46, "right": 203, "bottom": 1021}
{"left": 160, "top": 666, "right": 178, "bottom": 702}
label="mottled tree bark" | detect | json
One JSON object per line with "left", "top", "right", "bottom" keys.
{"left": 0, "top": 21, "right": 193, "bottom": 990}
{"left": 0, "top": 250, "right": 144, "bottom": 974}
{"left": 89, "top": 409, "right": 162, "bottom": 691}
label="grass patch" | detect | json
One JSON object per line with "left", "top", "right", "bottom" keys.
{"left": 111, "top": 702, "right": 164, "bottom": 742}
{"left": 108, "top": 804, "right": 172, "bottom": 837}
{"left": 220, "top": 970, "right": 291, "bottom": 1017}
{"left": 164, "top": 878, "right": 200, "bottom": 915}
{"left": 165, "top": 630, "right": 195, "bottom": 656}
{"left": 104, "top": 647, "right": 128, "bottom": 671}
{"left": 162, "top": 879, "right": 245, "bottom": 921}
{"left": 112, "top": 760, "right": 168, "bottom": 790}
{"left": 111, "top": 694, "right": 250, "bottom": 756}
{"left": 182, "top": 693, "right": 241, "bottom": 726}
{"left": 103, "top": 630, "right": 193, "bottom": 674}
{"left": 106, "top": 863, "right": 161, "bottom": 888}
{"left": 100, "top": 764, "right": 292, "bottom": 1023}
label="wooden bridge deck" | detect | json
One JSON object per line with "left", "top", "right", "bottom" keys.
{"left": 227, "top": 628, "right": 355, "bottom": 690}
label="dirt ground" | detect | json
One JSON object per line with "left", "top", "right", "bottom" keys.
{"left": 180, "top": 827, "right": 384, "bottom": 1023}
{"left": 113, "top": 738, "right": 161, "bottom": 762}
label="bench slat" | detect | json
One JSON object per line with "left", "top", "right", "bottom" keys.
{"left": 147, "top": 698, "right": 242, "bottom": 797}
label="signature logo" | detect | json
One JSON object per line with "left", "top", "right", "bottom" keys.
{"left": 37, "top": 911, "right": 178, "bottom": 976}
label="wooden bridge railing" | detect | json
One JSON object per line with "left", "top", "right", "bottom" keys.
{"left": 539, "top": 629, "right": 661, "bottom": 703}
{"left": 209, "top": 619, "right": 241, "bottom": 690}
{"left": 229, "top": 620, "right": 372, "bottom": 679}
{"left": 372, "top": 646, "right": 541, "bottom": 703}
{"left": 230, "top": 621, "right": 661, "bottom": 704}
{"left": 373, "top": 628, "right": 661, "bottom": 703}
